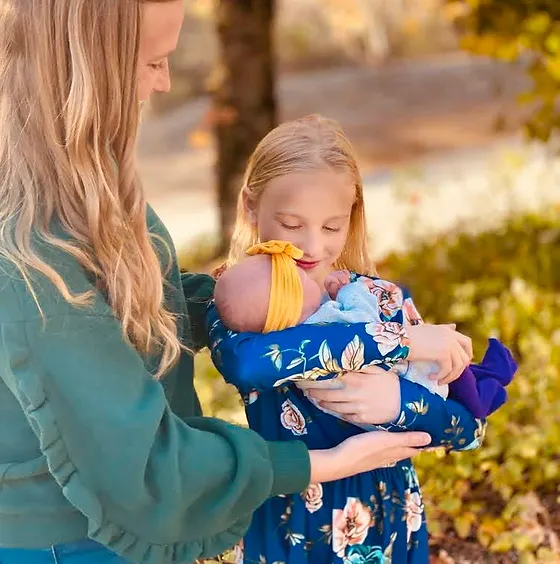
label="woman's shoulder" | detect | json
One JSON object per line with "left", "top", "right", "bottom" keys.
{"left": 147, "top": 204, "right": 175, "bottom": 248}
{"left": 0, "top": 249, "right": 111, "bottom": 324}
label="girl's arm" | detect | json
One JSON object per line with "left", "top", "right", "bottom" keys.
{"left": 306, "top": 368, "right": 486, "bottom": 452}
{"left": 386, "top": 379, "right": 486, "bottom": 451}
{"left": 304, "top": 279, "right": 484, "bottom": 450}
{"left": 207, "top": 301, "right": 410, "bottom": 394}
{"left": 388, "top": 285, "right": 487, "bottom": 450}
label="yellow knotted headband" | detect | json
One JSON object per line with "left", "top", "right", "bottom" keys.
{"left": 246, "top": 240, "right": 304, "bottom": 333}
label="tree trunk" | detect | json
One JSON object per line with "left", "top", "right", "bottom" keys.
{"left": 213, "top": 0, "right": 277, "bottom": 255}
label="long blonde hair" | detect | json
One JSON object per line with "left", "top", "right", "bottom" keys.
{"left": 228, "top": 114, "right": 375, "bottom": 275}
{"left": 0, "top": 0, "right": 180, "bottom": 378}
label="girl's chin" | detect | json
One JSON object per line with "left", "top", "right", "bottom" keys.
{"left": 306, "top": 265, "right": 332, "bottom": 285}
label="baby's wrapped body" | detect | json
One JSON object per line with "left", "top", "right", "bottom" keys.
{"left": 300, "top": 277, "right": 516, "bottom": 423}
{"left": 303, "top": 277, "right": 450, "bottom": 399}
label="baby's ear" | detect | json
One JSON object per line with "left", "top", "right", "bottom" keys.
{"left": 242, "top": 190, "right": 258, "bottom": 224}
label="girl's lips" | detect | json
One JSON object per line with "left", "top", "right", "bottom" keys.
{"left": 296, "top": 259, "right": 320, "bottom": 270}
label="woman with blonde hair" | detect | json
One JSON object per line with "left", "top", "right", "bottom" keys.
{"left": 0, "top": 2, "right": 433, "bottom": 563}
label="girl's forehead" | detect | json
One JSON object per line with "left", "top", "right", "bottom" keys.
{"left": 262, "top": 171, "right": 355, "bottom": 207}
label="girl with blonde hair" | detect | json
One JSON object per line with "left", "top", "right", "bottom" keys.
{"left": 208, "top": 115, "right": 511, "bottom": 563}
{"left": 0, "top": 3, "right": 435, "bottom": 563}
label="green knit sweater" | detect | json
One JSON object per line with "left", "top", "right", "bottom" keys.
{"left": 0, "top": 207, "right": 310, "bottom": 563}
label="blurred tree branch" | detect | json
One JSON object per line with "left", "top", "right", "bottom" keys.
{"left": 449, "top": 0, "right": 560, "bottom": 141}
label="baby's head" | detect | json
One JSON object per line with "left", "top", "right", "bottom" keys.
{"left": 214, "top": 253, "right": 323, "bottom": 333}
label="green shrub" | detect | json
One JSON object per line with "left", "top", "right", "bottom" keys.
{"left": 186, "top": 210, "right": 560, "bottom": 561}
{"left": 378, "top": 211, "right": 560, "bottom": 560}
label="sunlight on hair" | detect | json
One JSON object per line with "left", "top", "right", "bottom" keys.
{"left": 0, "top": 0, "right": 182, "bottom": 378}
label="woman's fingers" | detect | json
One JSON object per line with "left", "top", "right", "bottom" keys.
{"left": 374, "top": 433, "right": 432, "bottom": 464}
{"left": 312, "top": 432, "right": 432, "bottom": 482}
{"left": 389, "top": 447, "right": 423, "bottom": 463}
{"left": 442, "top": 346, "right": 460, "bottom": 384}
{"left": 428, "top": 328, "right": 472, "bottom": 383}
{"left": 460, "top": 345, "right": 471, "bottom": 370}
{"left": 451, "top": 345, "right": 465, "bottom": 382}
{"left": 380, "top": 430, "right": 431, "bottom": 449}
{"left": 308, "top": 369, "right": 402, "bottom": 425}
{"left": 351, "top": 431, "right": 432, "bottom": 468}
{"left": 441, "top": 325, "right": 473, "bottom": 359}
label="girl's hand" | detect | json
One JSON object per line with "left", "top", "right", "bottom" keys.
{"left": 304, "top": 367, "right": 401, "bottom": 426}
{"left": 407, "top": 323, "right": 472, "bottom": 385}
{"left": 309, "top": 430, "right": 431, "bottom": 483}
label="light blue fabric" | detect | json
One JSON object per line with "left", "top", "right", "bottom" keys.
{"left": 305, "top": 279, "right": 382, "bottom": 325}
{"left": 0, "top": 540, "right": 131, "bottom": 563}
{"left": 304, "top": 280, "right": 445, "bottom": 398}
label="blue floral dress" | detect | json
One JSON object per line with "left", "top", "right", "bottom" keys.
{"left": 207, "top": 274, "right": 486, "bottom": 564}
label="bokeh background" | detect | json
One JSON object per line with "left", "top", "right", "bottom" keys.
{"left": 137, "top": 2, "right": 560, "bottom": 562}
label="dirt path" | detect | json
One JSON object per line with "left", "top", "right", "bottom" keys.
{"left": 138, "top": 53, "right": 530, "bottom": 180}
{"left": 137, "top": 54, "right": 545, "bottom": 255}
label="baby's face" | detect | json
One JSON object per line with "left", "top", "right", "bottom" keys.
{"left": 298, "top": 268, "right": 323, "bottom": 322}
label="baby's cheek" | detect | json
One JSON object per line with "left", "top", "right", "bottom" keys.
{"left": 301, "top": 286, "right": 322, "bottom": 321}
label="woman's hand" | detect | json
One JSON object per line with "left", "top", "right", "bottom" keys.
{"left": 407, "top": 323, "right": 472, "bottom": 384}
{"left": 302, "top": 367, "right": 401, "bottom": 426}
{"left": 308, "top": 430, "right": 431, "bottom": 483}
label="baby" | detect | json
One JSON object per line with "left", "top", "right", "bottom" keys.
{"left": 307, "top": 271, "right": 450, "bottom": 398}
{"left": 214, "top": 241, "right": 516, "bottom": 420}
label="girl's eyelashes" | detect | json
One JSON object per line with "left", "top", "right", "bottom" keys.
{"left": 280, "top": 223, "right": 341, "bottom": 232}
{"left": 149, "top": 60, "right": 166, "bottom": 70}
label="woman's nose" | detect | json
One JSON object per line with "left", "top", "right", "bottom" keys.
{"left": 156, "top": 67, "right": 171, "bottom": 93}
